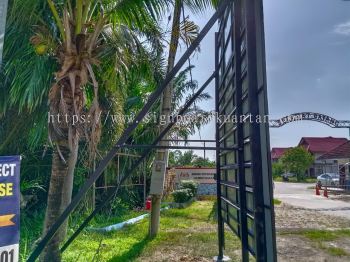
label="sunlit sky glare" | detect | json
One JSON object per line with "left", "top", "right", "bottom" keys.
{"left": 173, "top": 0, "right": 350, "bottom": 160}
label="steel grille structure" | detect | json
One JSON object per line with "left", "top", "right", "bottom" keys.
{"left": 24, "top": 1, "right": 278, "bottom": 261}
{"left": 215, "top": 1, "right": 276, "bottom": 261}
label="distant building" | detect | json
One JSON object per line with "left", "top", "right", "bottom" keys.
{"left": 298, "top": 137, "right": 348, "bottom": 177}
{"left": 318, "top": 141, "right": 350, "bottom": 184}
{"left": 271, "top": 147, "right": 292, "bottom": 162}
{"left": 173, "top": 167, "right": 216, "bottom": 195}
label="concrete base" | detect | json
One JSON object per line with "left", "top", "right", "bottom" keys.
{"left": 213, "top": 255, "right": 231, "bottom": 262}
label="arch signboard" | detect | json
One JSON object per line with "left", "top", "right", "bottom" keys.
{"left": 270, "top": 112, "right": 350, "bottom": 128}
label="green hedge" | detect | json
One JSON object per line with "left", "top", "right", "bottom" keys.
{"left": 179, "top": 180, "right": 198, "bottom": 196}
{"left": 172, "top": 188, "right": 193, "bottom": 203}
{"left": 172, "top": 180, "right": 199, "bottom": 203}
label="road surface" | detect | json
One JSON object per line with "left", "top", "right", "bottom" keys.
{"left": 274, "top": 182, "right": 350, "bottom": 219}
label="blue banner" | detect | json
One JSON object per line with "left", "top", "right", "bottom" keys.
{"left": 0, "top": 156, "right": 20, "bottom": 262}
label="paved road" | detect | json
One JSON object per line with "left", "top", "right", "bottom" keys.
{"left": 274, "top": 182, "right": 350, "bottom": 219}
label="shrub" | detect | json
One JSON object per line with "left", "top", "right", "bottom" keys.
{"left": 272, "top": 162, "right": 284, "bottom": 178}
{"left": 179, "top": 180, "right": 198, "bottom": 197}
{"left": 172, "top": 188, "right": 192, "bottom": 203}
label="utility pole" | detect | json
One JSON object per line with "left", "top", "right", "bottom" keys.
{"left": 0, "top": 0, "right": 9, "bottom": 66}
{"left": 149, "top": 0, "right": 182, "bottom": 237}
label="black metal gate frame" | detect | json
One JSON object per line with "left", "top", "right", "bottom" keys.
{"left": 27, "top": 0, "right": 277, "bottom": 261}
{"left": 215, "top": 0, "right": 276, "bottom": 261}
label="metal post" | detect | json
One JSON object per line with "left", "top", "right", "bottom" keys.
{"left": 117, "top": 155, "right": 120, "bottom": 183}
{"left": 143, "top": 160, "right": 147, "bottom": 209}
{"left": 92, "top": 161, "right": 96, "bottom": 210}
{"left": 233, "top": 1, "right": 249, "bottom": 260}
{"left": 245, "top": 0, "right": 266, "bottom": 258}
{"left": 245, "top": 0, "right": 277, "bottom": 260}
{"left": 204, "top": 141, "right": 206, "bottom": 160}
{"left": 214, "top": 31, "right": 225, "bottom": 261}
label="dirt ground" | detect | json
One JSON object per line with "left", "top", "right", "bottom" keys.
{"left": 275, "top": 203, "right": 350, "bottom": 231}
{"left": 138, "top": 247, "right": 214, "bottom": 262}
{"left": 275, "top": 203, "right": 350, "bottom": 262}
{"left": 136, "top": 201, "right": 350, "bottom": 262}
{"left": 277, "top": 235, "right": 345, "bottom": 262}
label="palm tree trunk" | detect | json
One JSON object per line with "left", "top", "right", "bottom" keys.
{"left": 41, "top": 142, "right": 78, "bottom": 262}
{"left": 149, "top": 0, "right": 182, "bottom": 237}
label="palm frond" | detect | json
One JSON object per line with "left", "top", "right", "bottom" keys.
{"left": 183, "top": 0, "right": 215, "bottom": 14}
{"left": 180, "top": 17, "right": 199, "bottom": 46}
{"left": 2, "top": 0, "right": 56, "bottom": 113}
{"left": 105, "top": 0, "right": 170, "bottom": 27}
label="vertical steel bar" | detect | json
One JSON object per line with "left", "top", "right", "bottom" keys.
{"left": 233, "top": 1, "right": 249, "bottom": 260}
{"left": 143, "top": 160, "right": 146, "bottom": 209}
{"left": 215, "top": 32, "right": 225, "bottom": 260}
{"left": 204, "top": 141, "right": 206, "bottom": 160}
{"left": 255, "top": 0, "right": 277, "bottom": 259}
{"left": 245, "top": 0, "right": 265, "bottom": 258}
{"left": 245, "top": 0, "right": 276, "bottom": 260}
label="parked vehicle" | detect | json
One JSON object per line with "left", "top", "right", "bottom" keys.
{"left": 281, "top": 173, "right": 296, "bottom": 182}
{"left": 317, "top": 173, "right": 339, "bottom": 186}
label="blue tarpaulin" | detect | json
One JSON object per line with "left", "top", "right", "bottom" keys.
{"left": 0, "top": 155, "right": 21, "bottom": 261}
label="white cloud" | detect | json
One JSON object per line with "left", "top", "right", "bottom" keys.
{"left": 334, "top": 20, "right": 350, "bottom": 36}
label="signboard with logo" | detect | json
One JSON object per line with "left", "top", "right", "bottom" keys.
{"left": 0, "top": 156, "right": 20, "bottom": 262}
{"left": 174, "top": 168, "right": 216, "bottom": 184}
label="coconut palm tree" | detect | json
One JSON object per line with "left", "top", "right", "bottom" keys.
{"left": 2, "top": 0, "right": 170, "bottom": 260}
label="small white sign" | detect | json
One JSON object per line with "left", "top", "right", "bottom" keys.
{"left": 0, "top": 244, "right": 19, "bottom": 262}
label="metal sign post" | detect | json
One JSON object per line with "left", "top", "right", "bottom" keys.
{"left": 0, "top": 156, "right": 21, "bottom": 262}
{"left": 0, "top": 0, "right": 9, "bottom": 66}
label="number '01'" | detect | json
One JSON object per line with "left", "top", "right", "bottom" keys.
{"left": 0, "top": 250, "right": 14, "bottom": 262}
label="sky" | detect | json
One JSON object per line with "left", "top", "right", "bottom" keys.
{"left": 175, "top": 0, "right": 350, "bottom": 159}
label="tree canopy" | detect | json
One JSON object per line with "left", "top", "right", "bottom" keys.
{"left": 280, "top": 147, "right": 314, "bottom": 181}
{"left": 169, "top": 150, "right": 215, "bottom": 167}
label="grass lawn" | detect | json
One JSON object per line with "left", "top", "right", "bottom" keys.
{"left": 19, "top": 208, "right": 148, "bottom": 261}
{"left": 63, "top": 201, "right": 241, "bottom": 262}
{"left": 273, "top": 198, "right": 282, "bottom": 205}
